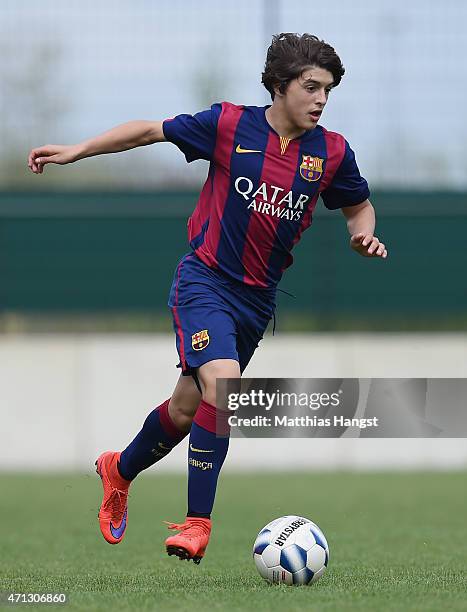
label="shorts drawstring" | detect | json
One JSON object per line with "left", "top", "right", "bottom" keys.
{"left": 277, "top": 288, "right": 297, "bottom": 299}
{"left": 272, "top": 287, "right": 297, "bottom": 336}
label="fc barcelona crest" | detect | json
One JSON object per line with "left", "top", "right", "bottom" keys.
{"left": 192, "top": 329, "right": 210, "bottom": 351}
{"left": 300, "top": 155, "right": 324, "bottom": 182}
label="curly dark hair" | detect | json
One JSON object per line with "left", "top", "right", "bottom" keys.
{"left": 262, "top": 33, "right": 345, "bottom": 100}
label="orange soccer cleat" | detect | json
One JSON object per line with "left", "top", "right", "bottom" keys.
{"left": 95, "top": 451, "right": 131, "bottom": 545}
{"left": 165, "top": 517, "right": 212, "bottom": 564}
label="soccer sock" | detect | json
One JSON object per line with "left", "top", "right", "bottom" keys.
{"left": 118, "top": 398, "right": 188, "bottom": 481}
{"left": 187, "top": 399, "right": 230, "bottom": 518}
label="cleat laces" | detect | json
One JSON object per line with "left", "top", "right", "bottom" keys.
{"left": 103, "top": 487, "right": 128, "bottom": 522}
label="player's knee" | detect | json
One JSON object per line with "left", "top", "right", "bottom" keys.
{"left": 198, "top": 359, "right": 241, "bottom": 408}
{"left": 167, "top": 373, "right": 202, "bottom": 431}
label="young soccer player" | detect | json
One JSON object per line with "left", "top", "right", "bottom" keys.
{"left": 28, "top": 33, "right": 387, "bottom": 564}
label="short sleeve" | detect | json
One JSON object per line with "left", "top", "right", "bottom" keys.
{"left": 162, "top": 103, "right": 222, "bottom": 163}
{"left": 321, "top": 140, "right": 370, "bottom": 210}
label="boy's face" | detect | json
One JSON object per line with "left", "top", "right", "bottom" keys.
{"left": 278, "top": 66, "right": 334, "bottom": 130}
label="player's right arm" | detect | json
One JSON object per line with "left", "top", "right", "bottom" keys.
{"left": 28, "top": 120, "right": 166, "bottom": 174}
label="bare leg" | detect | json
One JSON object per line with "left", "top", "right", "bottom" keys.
{"left": 168, "top": 373, "right": 202, "bottom": 432}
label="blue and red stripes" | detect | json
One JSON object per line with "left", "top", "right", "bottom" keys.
{"left": 188, "top": 164, "right": 215, "bottom": 247}
{"left": 319, "top": 128, "right": 346, "bottom": 192}
{"left": 194, "top": 103, "right": 244, "bottom": 270}
{"left": 242, "top": 134, "right": 301, "bottom": 287}
{"left": 182, "top": 105, "right": 350, "bottom": 289}
{"left": 275, "top": 127, "right": 347, "bottom": 278}
{"left": 217, "top": 107, "right": 270, "bottom": 283}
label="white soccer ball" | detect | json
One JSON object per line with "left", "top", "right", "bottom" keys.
{"left": 253, "top": 515, "right": 329, "bottom": 586}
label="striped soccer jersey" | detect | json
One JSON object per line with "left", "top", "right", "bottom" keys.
{"left": 163, "top": 102, "right": 369, "bottom": 288}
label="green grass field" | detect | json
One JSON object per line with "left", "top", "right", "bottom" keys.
{"left": 1, "top": 472, "right": 466, "bottom": 611}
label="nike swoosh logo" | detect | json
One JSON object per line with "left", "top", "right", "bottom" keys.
{"left": 158, "top": 442, "right": 171, "bottom": 451}
{"left": 110, "top": 510, "right": 127, "bottom": 539}
{"left": 236, "top": 144, "right": 262, "bottom": 154}
{"left": 190, "top": 443, "right": 215, "bottom": 453}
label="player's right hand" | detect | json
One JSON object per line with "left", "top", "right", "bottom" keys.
{"left": 28, "top": 144, "right": 80, "bottom": 174}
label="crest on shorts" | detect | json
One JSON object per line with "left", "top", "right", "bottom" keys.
{"left": 300, "top": 155, "right": 324, "bottom": 182}
{"left": 192, "top": 329, "right": 210, "bottom": 351}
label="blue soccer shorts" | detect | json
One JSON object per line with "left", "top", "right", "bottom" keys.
{"left": 168, "top": 252, "right": 276, "bottom": 376}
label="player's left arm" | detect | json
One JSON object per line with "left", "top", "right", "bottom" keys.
{"left": 341, "top": 199, "right": 388, "bottom": 259}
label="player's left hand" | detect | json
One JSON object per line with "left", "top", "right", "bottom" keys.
{"left": 350, "top": 233, "right": 388, "bottom": 258}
